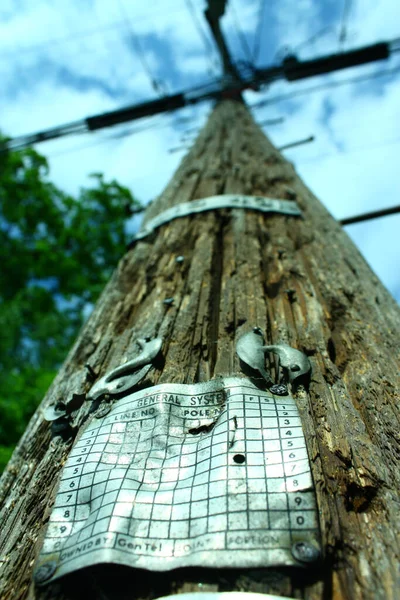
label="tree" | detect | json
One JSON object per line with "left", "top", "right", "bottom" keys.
{"left": 0, "top": 138, "right": 142, "bottom": 471}
{"left": 0, "top": 100, "right": 399, "bottom": 600}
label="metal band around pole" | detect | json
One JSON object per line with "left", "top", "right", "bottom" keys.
{"left": 131, "top": 195, "right": 301, "bottom": 242}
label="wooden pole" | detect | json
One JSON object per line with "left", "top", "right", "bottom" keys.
{"left": 1, "top": 100, "right": 399, "bottom": 600}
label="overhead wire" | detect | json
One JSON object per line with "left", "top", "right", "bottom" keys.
{"left": 294, "top": 136, "right": 400, "bottom": 164}
{"left": 339, "top": 0, "right": 352, "bottom": 50}
{"left": 4, "top": 56, "right": 398, "bottom": 154}
{"left": 185, "top": 0, "right": 220, "bottom": 76}
{"left": 339, "top": 204, "right": 400, "bottom": 226}
{"left": 0, "top": 4, "right": 185, "bottom": 61}
{"left": 43, "top": 76, "right": 220, "bottom": 158}
{"left": 44, "top": 61, "right": 400, "bottom": 160}
{"left": 117, "top": 0, "right": 168, "bottom": 96}
{"left": 3, "top": 28, "right": 400, "bottom": 154}
{"left": 250, "top": 64, "right": 400, "bottom": 111}
{"left": 278, "top": 135, "right": 314, "bottom": 151}
{"left": 0, "top": 21, "right": 127, "bottom": 59}
{"left": 257, "top": 117, "right": 285, "bottom": 126}
{"left": 253, "top": 0, "right": 266, "bottom": 64}
{"left": 389, "top": 37, "right": 400, "bottom": 53}
{"left": 273, "top": 26, "right": 333, "bottom": 66}
{"left": 292, "top": 26, "right": 333, "bottom": 54}
{"left": 46, "top": 115, "right": 194, "bottom": 158}
{"left": 228, "top": 0, "right": 253, "bottom": 64}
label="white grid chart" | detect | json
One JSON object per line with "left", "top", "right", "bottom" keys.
{"left": 37, "top": 378, "right": 320, "bottom": 580}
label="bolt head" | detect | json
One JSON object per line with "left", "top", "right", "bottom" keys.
{"left": 34, "top": 561, "right": 57, "bottom": 584}
{"left": 291, "top": 541, "right": 320, "bottom": 563}
{"left": 95, "top": 404, "right": 112, "bottom": 419}
{"left": 270, "top": 383, "right": 288, "bottom": 396}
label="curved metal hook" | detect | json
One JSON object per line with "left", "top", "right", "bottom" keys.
{"left": 87, "top": 337, "right": 162, "bottom": 402}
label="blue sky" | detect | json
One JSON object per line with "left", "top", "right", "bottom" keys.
{"left": 1, "top": 0, "right": 399, "bottom": 300}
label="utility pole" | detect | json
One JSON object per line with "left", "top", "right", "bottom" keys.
{"left": 0, "top": 99, "right": 399, "bottom": 600}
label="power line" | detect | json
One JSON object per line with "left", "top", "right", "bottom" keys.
{"left": 253, "top": 0, "right": 266, "bottom": 63}
{"left": 117, "top": 0, "right": 167, "bottom": 96}
{"left": 257, "top": 117, "right": 285, "bottom": 126}
{"left": 293, "top": 26, "right": 333, "bottom": 54}
{"left": 42, "top": 79, "right": 219, "bottom": 158}
{"left": 0, "top": 5, "right": 187, "bottom": 61}
{"left": 255, "top": 41, "right": 390, "bottom": 83}
{"left": 185, "top": 0, "right": 220, "bottom": 76}
{"left": 295, "top": 136, "right": 400, "bottom": 165}
{"left": 250, "top": 64, "right": 400, "bottom": 111}
{"left": 339, "top": 0, "right": 352, "bottom": 50}
{"left": 168, "top": 145, "right": 189, "bottom": 154}
{"left": 228, "top": 0, "right": 253, "bottom": 63}
{"left": 205, "top": 0, "right": 241, "bottom": 83}
{"left": 0, "top": 21, "right": 127, "bottom": 60}
{"left": 47, "top": 115, "right": 194, "bottom": 159}
{"left": 278, "top": 135, "right": 315, "bottom": 151}
{"left": 390, "top": 37, "right": 400, "bottom": 53}
{"left": 339, "top": 204, "right": 400, "bottom": 226}
{"left": 2, "top": 40, "right": 397, "bottom": 152}
{"left": 168, "top": 133, "right": 312, "bottom": 157}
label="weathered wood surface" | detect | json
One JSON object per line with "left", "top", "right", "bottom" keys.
{"left": 0, "top": 100, "right": 399, "bottom": 600}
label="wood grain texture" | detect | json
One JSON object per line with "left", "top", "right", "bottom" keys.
{"left": 0, "top": 100, "right": 399, "bottom": 600}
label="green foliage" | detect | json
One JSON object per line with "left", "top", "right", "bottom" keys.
{"left": 0, "top": 138, "right": 142, "bottom": 472}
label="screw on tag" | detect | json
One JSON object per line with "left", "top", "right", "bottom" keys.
{"left": 94, "top": 400, "right": 112, "bottom": 419}
{"left": 291, "top": 541, "right": 321, "bottom": 563}
{"left": 36, "top": 377, "right": 321, "bottom": 578}
{"left": 269, "top": 383, "right": 289, "bottom": 396}
{"left": 87, "top": 338, "right": 162, "bottom": 402}
{"left": 34, "top": 561, "right": 57, "bottom": 585}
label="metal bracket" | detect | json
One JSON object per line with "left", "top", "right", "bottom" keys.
{"left": 263, "top": 343, "right": 311, "bottom": 386}
{"left": 131, "top": 195, "right": 301, "bottom": 243}
{"left": 236, "top": 329, "right": 311, "bottom": 392}
{"left": 87, "top": 337, "right": 163, "bottom": 402}
{"left": 43, "top": 337, "right": 162, "bottom": 436}
{"left": 236, "top": 328, "right": 274, "bottom": 385}
{"left": 43, "top": 393, "right": 85, "bottom": 438}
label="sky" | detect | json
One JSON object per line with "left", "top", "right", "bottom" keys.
{"left": 0, "top": 0, "right": 399, "bottom": 301}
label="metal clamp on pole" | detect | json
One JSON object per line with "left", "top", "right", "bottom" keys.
{"left": 130, "top": 195, "right": 301, "bottom": 244}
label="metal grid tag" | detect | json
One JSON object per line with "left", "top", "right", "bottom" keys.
{"left": 133, "top": 195, "right": 301, "bottom": 241}
{"left": 36, "top": 378, "right": 320, "bottom": 583}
